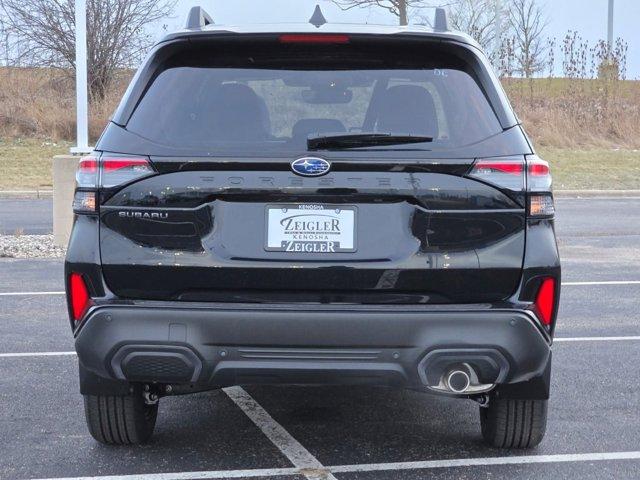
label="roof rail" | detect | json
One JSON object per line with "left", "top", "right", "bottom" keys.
{"left": 185, "top": 6, "right": 214, "bottom": 29}
{"left": 433, "top": 7, "right": 449, "bottom": 32}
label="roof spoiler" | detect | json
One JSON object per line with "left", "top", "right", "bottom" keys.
{"left": 185, "top": 6, "right": 214, "bottom": 29}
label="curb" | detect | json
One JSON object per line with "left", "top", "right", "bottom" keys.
{"left": 0, "top": 190, "right": 53, "bottom": 199}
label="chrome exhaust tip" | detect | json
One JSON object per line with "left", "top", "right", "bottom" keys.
{"left": 418, "top": 351, "right": 504, "bottom": 395}
{"left": 445, "top": 369, "right": 471, "bottom": 394}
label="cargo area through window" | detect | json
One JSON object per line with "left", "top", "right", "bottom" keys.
{"left": 125, "top": 42, "right": 503, "bottom": 155}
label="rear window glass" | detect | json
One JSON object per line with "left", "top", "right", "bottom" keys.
{"left": 126, "top": 42, "right": 502, "bottom": 154}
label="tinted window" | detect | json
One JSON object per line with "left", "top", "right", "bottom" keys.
{"left": 126, "top": 43, "right": 502, "bottom": 154}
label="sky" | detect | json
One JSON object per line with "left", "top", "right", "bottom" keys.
{"left": 158, "top": 0, "right": 640, "bottom": 79}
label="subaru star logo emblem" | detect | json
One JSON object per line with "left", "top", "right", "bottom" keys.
{"left": 291, "top": 157, "right": 331, "bottom": 177}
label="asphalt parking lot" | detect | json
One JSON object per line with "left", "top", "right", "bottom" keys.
{"left": 1, "top": 197, "right": 639, "bottom": 480}
{"left": 0, "top": 198, "right": 52, "bottom": 235}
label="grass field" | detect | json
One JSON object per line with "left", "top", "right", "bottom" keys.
{"left": 539, "top": 147, "right": 640, "bottom": 190}
{"left": 503, "top": 77, "right": 640, "bottom": 99}
{"left": 0, "top": 139, "right": 71, "bottom": 190}
{"left": 1, "top": 138, "right": 638, "bottom": 191}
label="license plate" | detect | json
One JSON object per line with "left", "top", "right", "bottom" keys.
{"left": 265, "top": 204, "right": 356, "bottom": 253}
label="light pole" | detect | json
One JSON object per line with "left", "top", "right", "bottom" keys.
{"left": 71, "top": 0, "right": 90, "bottom": 154}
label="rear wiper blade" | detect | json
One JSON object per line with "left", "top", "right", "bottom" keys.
{"left": 307, "top": 132, "right": 433, "bottom": 150}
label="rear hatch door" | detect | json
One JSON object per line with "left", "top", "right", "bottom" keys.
{"left": 97, "top": 34, "right": 529, "bottom": 304}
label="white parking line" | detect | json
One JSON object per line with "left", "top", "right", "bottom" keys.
{"left": 223, "top": 386, "right": 337, "bottom": 480}
{"left": 0, "top": 351, "right": 76, "bottom": 358}
{"left": 26, "top": 450, "right": 640, "bottom": 480}
{"left": 0, "top": 291, "right": 65, "bottom": 296}
{"left": 0, "top": 280, "right": 639, "bottom": 297}
{"left": 555, "top": 336, "right": 640, "bottom": 342}
{"left": 28, "top": 467, "right": 301, "bottom": 480}
{"left": 330, "top": 450, "right": 640, "bottom": 474}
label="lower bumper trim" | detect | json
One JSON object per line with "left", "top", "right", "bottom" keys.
{"left": 75, "top": 304, "right": 551, "bottom": 393}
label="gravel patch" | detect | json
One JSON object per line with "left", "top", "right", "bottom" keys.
{"left": 0, "top": 234, "right": 66, "bottom": 258}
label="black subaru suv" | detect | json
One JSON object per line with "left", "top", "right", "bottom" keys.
{"left": 65, "top": 7, "right": 560, "bottom": 448}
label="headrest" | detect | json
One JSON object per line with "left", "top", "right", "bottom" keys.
{"left": 376, "top": 85, "right": 439, "bottom": 138}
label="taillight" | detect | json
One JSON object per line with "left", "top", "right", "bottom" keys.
{"left": 526, "top": 155, "right": 554, "bottom": 217}
{"left": 529, "top": 194, "right": 555, "bottom": 216}
{"left": 468, "top": 155, "right": 555, "bottom": 217}
{"left": 468, "top": 157, "right": 525, "bottom": 191}
{"left": 279, "top": 34, "right": 350, "bottom": 44}
{"left": 533, "top": 277, "right": 556, "bottom": 327}
{"left": 72, "top": 191, "right": 97, "bottom": 213}
{"left": 74, "top": 154, "right": 98, "bottom": 214}
{"left": 69, "top": 272, "right": 92, "bottom": 323}
{"left": 73, "top": 153, "right": 155, "bottom": 214}
{"left": 76, "top": 155, "right": 99, "bottom": 187}
{"left": 527, "top": 156, "right": 552, "bottom": 192}
{"left": 100, "top": 156, "right": 155, "bottom": 188}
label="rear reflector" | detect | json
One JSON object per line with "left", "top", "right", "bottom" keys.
{"left": 69, "top": 273, "right": 92, "bottom": 322}
{"left": 279, "top": 34, "right": 350, "bottom": 44}
{"left": 534, "top": 277, "right": 556, "bottom": 326}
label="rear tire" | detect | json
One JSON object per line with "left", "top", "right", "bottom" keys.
{"left": 480, "top": 397, "right": 547, "bottom": 449}
{"left": 83, "top": 390, "right": 158, "bottom": 445}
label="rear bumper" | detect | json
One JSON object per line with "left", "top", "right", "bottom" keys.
{"left": 75, "top": 303, "right": 552, "bottom": 397}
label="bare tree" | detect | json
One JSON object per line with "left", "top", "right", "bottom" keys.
{"left": 0, "top": 0, "right": 176, "bottom": 99}
{"left": 509, "top": 0, "right": 547, "bottom": 78}
{"left": 0, "top": 14, "right": 7, "bottom": 65}
{"left": 332, "top": 0, "right": 455, "bottom": 26}
{"left": 449, "top": 0, "right": 506, "bottom": 53}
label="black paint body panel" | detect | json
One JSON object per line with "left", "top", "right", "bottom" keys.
{"left": 99, "top": 170, "right": 526, "bottom": 303}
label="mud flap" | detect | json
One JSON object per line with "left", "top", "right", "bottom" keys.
{"left": 79, "top": 362, "right": 131, "bottom": 396}
{"left": 493, "top": 352, "right": 552, "bottom": 400}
